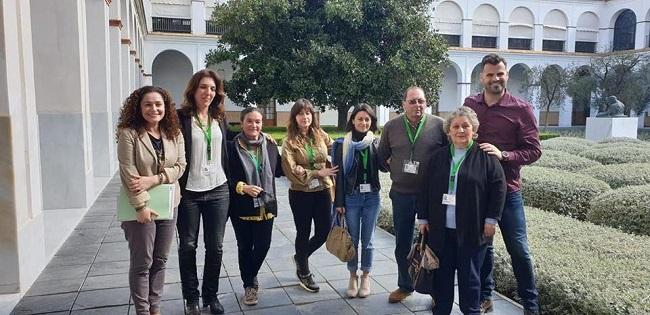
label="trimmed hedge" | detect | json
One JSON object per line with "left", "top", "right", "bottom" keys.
{"left": 588, "top": 185, "right": 650, "bottom": 236}
{"left": 531, "top": 150, "right": 601, "bottom": 172}
{"left": 578, "top": 146, "right": 650, "bottom": 164}
{"left": 539, "top": 133, "right": 560, "bottom": 141}
{"left": 493, "top": 207, "right": 650, "bottom": 315}
{"left": 521, "top": 166, "right": 610, "bottom": 220}
{"left": 540, "top": 137, "right": 594, "bottom": 155}
{"left": 578, "top": 163, "right": 650, "bottom": 189}
{"left": 597, "top": 137, "right": 650, "bottom": 145}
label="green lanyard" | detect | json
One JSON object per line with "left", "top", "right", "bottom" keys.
{"left": 246, "top": 145, "right": 262, "bottom": 173}
{"left": 304, "top": 140, "right": 315, "bottom": 169}
{"left": 359, "top": 148, "right": 369, "bottom": 183}
{"left": 402, "top": 115, "right": 427, "bottom": 160}
{"left": 448, "top": 140, "right": 474, "bottom": 191}
{"left": 195, "top": 114, "right": 212, "bottom": 161}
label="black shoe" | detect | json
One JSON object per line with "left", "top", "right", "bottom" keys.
{"left": 185, "top": 300, "right": 201, "bottom": 315}
{"left": 298, "top": 273, "right": 320, "bottom": 292}
{"left": 203, "top": 298, "right": 224, "bottom": 314}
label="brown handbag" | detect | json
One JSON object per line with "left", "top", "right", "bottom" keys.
{"left": 407, "top": 232, "right": 439, "bottom": 295}
{"left": 326, "top": 213, "right": 356, "bottom": 262}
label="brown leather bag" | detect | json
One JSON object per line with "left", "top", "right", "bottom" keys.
{"left": 326, "top": 213, "right": 356, "bottom": 262}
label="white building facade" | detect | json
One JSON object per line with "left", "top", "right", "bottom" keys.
{"left": 1, "top": 0, "right": 650, "bottom": 311}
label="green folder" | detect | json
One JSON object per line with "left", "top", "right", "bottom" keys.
{"left": 117, "top": 184, "right": 174, "bottom": 221}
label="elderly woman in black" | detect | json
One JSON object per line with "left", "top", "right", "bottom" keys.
{"left": 417, "top": 106, "right": 506, "bottom": 315}
{"left": 227, "top": 107, "right": 283, "bottom": 306}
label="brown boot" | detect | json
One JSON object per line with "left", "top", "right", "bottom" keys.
{"left": 388, "top": 288, "right": 412, "bottom": 303}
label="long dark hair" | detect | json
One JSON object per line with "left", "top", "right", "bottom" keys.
{"left": 180, "top": 69, "right": 226, "bottom": 121}
{"left": 116, "top": 86, "right": 180, "bottom": 139}
{"left": 345, "top": 103, "right": 379, "bottom": 133}
{"left": 286, "top": 98, "right": 323, "bottom": 144}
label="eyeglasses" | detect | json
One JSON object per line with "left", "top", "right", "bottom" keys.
{"left": 407, "top": 98, "right": 426, "bottom": 105}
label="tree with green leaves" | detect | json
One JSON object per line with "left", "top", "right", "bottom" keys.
{"left": 521, "top": 64, "right": 568, "bottom": 128}
{"left": 205, "top": 0, "right": 448, "bottom": 128}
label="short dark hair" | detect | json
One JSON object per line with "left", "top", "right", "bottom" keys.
{"left": 345, "top": 103, "right": 379, "bottom": 133}
{"left": 481, "top": 54, "right": 507, "bottom": 71}
{"left": 240, "top": 106, "right": 264, "bottom": 122}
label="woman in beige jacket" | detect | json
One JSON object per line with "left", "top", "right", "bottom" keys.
{"left": 116, "top": 86, "right": 186, "bottom": 315}
{"left": 281, "top": 99, "right": 338, "bottom": 293}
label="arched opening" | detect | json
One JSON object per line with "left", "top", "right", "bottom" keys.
{"left": 543, "top": 9, "right": 568, "bottom": 52}
{"left": 576, "top": 12, "right": 599, "bottom": 53}
{"left": 613, "top": 9, "right": 636, "bottom": 51}
{"left": 470, "top": 63, "right": 483, "bottom": 94}
{"left": 472, "top": 4, "right": 500, "bottom": 48}
{"left": 508, "top": 63, "right": 529, "bottom": 100}
{"left": 438, "top": 62, "right": 460, "bottom": 115}
{"left": 569, "top": 65, "right": 593, "bottom": 125}
{"left": 538, "top": 65, "right": 564, "bottom": 126}
{"left": 509, "top": 7, "right": 534, "bottom": 50}
{"left": 152, "top": 50, "right": 193, "bottom": 107}
{"left": 433, "top": 1, "right": 463, "bottom": 47}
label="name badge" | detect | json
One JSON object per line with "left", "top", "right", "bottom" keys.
{"left": 309, "top": 178, "right": 321, "bottom": 189}
{"left": 442, "top": 194, "right": 456, "bottom": 206}
{"left": 359, "top": 183, "right": 372, "bottom": 193}
{"left": 403, "top": 160, "right": 420, "bottom": 174}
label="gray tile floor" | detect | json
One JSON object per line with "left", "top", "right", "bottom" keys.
{"left": 11, "top": 176, "right": 522, "bottom": 314}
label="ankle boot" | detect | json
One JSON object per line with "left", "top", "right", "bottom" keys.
{"left": 346, "top": 275, "right": 359, "bottom": 298}
{"left": 358, "top": 274, "right": 371, "bottom": 298}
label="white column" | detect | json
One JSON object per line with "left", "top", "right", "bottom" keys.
{"left": 31, "top": 0, "right": 94, "bottom": 209}
{"left": 86, "top": 0, "right": 115, "bottom": 177}
{"left": 598, "top": 28, "right": 612, "bottom": 52}
{"left": 459, "top": 83, "right": 472, "bottom": 101}
{"left": 109, "top": 1, "right": 124, "bottom": 130}
{"left": 121, "top": 0, "right": 132, "bottom": 96}
{"left": 191, "top": 0, "right": 206, "bottom": 35}
{"left": 499, "top": 21, "right": 509, "bottom": 49}
{"left": 533, "top": 24, "right": 543, "bottom": 51}
{"left": 377, "top": 105, "right": 390, "bottom": 127}
{"left": 635, "top": 21, "right": 646, "bottom": 50}
{"left": 462, "top": 19, "right": 472, "bottom": 48}
{"left": 567, "top": 26, "right": 576, "bottom": 52}
{"left": 558, "top": 97, "right": 573, "bottom": 127}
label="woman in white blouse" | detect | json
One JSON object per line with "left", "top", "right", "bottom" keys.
{"left": 176, "top": 69, "right": 232, "bottom": 315}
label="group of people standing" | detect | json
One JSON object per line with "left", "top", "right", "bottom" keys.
{"left": 115, "top": 52, "right": 541, "bottom": 315}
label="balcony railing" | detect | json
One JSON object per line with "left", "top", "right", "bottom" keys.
{"left": 152, "top": 17, "right": 191, "bottom": 34}
{"left": 206, "top": 20, "right": 226, "bottom": 35}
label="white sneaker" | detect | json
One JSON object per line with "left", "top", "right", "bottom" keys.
{"left": 346, "top": 275, "right": 359, "bottom": 298}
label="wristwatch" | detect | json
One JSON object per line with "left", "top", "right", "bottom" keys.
{"left": 501, "top": 151, "right": 510, "bottom": 161}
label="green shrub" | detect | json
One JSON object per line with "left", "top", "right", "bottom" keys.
{"left": 578, "top": 163, "right": 650, "bottom": 188}
{"left": 578, "top": 146, "right": 650, "bottom": 164}
{"left": 540, "top": 137, "right": 594, "bottom": 155}
{"left": 597, "top": 137, "right": 649, "bottom": 145}
{"left": 539, "top": 133, "right": 560, "bottom": 141}
{"left": 531, "top": 150, "right": 601, "bottom": 172}
{"left": 588, "top": 185, "right": 650, "bottom": 236}
{"left": 493, "top": 207, "right": 650, "bottom": 315}
{"left": 521, "top": 166, "right": 610, "bottom": 220}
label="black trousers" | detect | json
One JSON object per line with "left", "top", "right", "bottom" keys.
{"left": 176, "top": 184, "right": 229, "bottom": 303}
{"left": 231, "top": 217, "right": 274, "bottom": 288}
{"left": 288, "top": 189, "right": 332, "bottom": 272}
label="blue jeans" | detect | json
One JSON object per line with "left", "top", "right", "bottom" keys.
{"left": 389, "top": 190, "right": 417, "bottom": 292}
{"left": 177, "top": 184, "right": 230, "bottom": 303}
{"left": 480, "top": 191, "right": 539, "bottom": 313}
{"left": 344, "top": 191, "right": 381, "bottom": 273}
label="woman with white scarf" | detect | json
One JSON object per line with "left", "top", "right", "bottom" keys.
{"left": 333, "top": 104, "right": 386, "bottom": 298}
{"left": 227, "top": 107, "right": 283, "bottom": 306}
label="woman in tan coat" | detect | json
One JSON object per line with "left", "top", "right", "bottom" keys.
{"left": 116, "top": 86, "right": 186, "bottom": 315}
{"left": 281, "top": 99, "right": 338, "bottom": 293}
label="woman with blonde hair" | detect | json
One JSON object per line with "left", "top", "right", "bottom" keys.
{"left": 281, "top": 98, "right": 338, "bottom": 292}
{"left": 116, "top": 85, "right": 186, "bottom": 315}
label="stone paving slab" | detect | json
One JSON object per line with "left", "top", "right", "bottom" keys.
{"left": 11, "top": 176, "right": 523, "bottom": 314}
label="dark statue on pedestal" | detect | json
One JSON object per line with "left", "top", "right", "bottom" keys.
{"left": 596, "top": 96, "right": 626, "bottom": 117}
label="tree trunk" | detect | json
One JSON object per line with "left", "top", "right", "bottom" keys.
{"left": 337, "top": 104, "right": 352, "bottom": 129}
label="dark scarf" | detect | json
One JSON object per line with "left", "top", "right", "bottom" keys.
{"left": 235, "top": 132, "right": 275, "bottom": 208}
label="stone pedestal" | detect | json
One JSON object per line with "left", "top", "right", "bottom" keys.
{"left": 585, "top": 117, "right": 638, "bottom": 142}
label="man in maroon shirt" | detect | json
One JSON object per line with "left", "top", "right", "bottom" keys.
{"left": 464, "top": 54, "right": 541, "bottom": 315}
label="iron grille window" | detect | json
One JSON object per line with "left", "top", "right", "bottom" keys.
{"left": 152, "top": 17, "right": 191, "bottom": 33}
{"left": 206, "top": 20, "right": 225, "bottom": 35}
{"left": 575, "top": 41, "right": 596, "bottom": 53}
{"left": 472, "top": 36, "right": 497, "bottom": 48}
{"left": 542, "top": 40, "right": 564, "bottom": 52}
{"left": 613, "top": 9, "right": 636, "bottom": 51}
{"left": 508, "top": 38, "right": 532, "bottom": 50}
{"left": 441, "top": 34, "right": 461, "bottom": 47}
